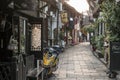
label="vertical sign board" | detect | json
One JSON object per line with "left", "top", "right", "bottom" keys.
{"left": 110, "top": 42, "right": 120, "bottom": 70}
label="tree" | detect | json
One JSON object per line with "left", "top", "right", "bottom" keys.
{"left": 100, "top": 0, "right": 120, "bottom": 41}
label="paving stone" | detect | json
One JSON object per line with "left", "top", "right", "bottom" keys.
{"left": 59, "top": 78, "right": 77, "bottom": 80}
{"left": 47, "top": 42, "right": 120, "bottom": 80}
{"left": 57, "top": 73, "right": 66, "bottom": 78}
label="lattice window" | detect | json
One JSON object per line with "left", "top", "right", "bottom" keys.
{"left": 31, "top": 24, "right": 41, "bottom": 51}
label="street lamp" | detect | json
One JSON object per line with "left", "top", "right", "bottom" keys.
{"left": 70, "top": 17, "right": 73, "bottom": 21}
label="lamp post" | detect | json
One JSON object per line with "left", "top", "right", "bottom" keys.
{"left": 56, "top": 9, "right": 59, "bottom": 45}
{"left": 56, "top": 0, "right": 63, "bottom": 45}
{"left": 50, "top": 11, "right": 53, "bottom": 46}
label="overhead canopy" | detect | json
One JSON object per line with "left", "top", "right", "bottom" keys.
{"left": 0, "top": 0, "right": 38, "bottom": 10}
{"left": 14, "top": 0, "right": 38, "bottom": 10}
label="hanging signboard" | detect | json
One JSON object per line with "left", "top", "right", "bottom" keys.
{"left": 61, "top": 12, "right": 68, "bottom": 23}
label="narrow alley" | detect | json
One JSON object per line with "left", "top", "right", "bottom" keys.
{"left": 1, "top": 1, "right": 120, "bottom": 80}
{"left": 48, "top": 42, "right": 119, "bottom": 80}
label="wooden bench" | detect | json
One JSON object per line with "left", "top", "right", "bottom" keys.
{"left": 26, "top": 60, "right": 44, "bottom": 80}
{"left": 26, "top": 67, "right": 44, "bottom": 80}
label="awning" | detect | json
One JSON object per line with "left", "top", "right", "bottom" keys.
{"left": 14, "top": 0, "right": 38, "bottom": 10}
{"left": 0, "top": 0, "right": 38, "bottom": 10}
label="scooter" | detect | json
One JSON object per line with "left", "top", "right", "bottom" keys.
{"left": 52, "top": 45, "right": 64, "bottom": 53}
{"left": 41, "top": 47, "right": 59, "bottom": 79}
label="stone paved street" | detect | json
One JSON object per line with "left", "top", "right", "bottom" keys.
{"left": 48, "top": 42, "right": 119, "bottom": 80}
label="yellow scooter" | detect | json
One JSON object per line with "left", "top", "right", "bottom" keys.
{"left": 41, "top": 47, "right": 59, "bottom": 78}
